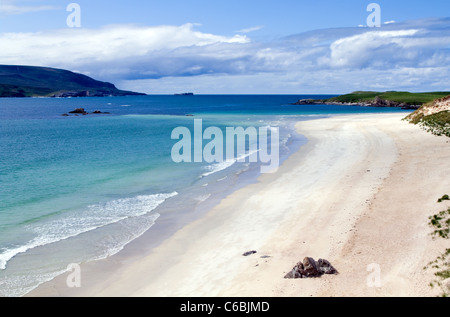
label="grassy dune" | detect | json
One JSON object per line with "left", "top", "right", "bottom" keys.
{"left": 404, "top": 95, "right": 450, "bottom": 138}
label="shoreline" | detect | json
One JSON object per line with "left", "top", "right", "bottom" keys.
{"left": 27, "top": 112, "right": 450, "bottom": 297}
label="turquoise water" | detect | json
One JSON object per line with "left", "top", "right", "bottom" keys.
{"left": 0, "top": 95, "right": 410, "bottom": 296}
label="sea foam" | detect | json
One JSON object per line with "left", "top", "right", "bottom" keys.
{"left": 201, "top": 149, "right": 260, "bottom": 177}
{"left": 0, "top": 192, "right": 177, "bottom": 270}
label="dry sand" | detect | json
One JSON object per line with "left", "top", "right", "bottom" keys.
{"left": 28, "top": 113, "right": 450, "bottom": 297}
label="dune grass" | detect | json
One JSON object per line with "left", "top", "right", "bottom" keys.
{"left": 425, "top": 202, "right": 450, "bottom": 297}
{"left": 417, "top": 111, "right": 450, "bottom": 138}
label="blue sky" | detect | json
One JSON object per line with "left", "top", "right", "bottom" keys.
{"left": 1, "top": 0, "right": 450, "bottom": 93}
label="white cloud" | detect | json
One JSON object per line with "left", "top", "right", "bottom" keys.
{"left": 325, "top": 29, "right": 421, "bottom": 68}
{"left": 236, "top": 26, "right": 264, "bottom": 34}
{"left": 1, "top": 17, "right": 450, "bottom": 93}
{"left": 0, "top": 0, "right": 57, "bottom": 15}
{"left": 0, "top": 23, "right": 250, "bottom": 73}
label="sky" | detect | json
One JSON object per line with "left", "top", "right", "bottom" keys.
{"left": 1, "top": 0, "right": 450, "bottom": 94}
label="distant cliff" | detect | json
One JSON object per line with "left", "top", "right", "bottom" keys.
{"left": 0, "top": 65, "right": 145, "bottom": 98}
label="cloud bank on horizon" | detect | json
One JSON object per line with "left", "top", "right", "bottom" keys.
{"left": 1, "top": 1, "right": 450, "bottom": 94}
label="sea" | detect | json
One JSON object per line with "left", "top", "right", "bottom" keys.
{"left": 0, "top": 94, "right": 410, "bottom": 296}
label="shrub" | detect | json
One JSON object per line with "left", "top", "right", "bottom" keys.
{"left": 438, "top": 194, "right": 450, "bottom": 203}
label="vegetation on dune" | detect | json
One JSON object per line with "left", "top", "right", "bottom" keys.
{"left": 417, "top": 111, "right": 450, "bottom": 138}
{"left": 404, "top": 95, "right": 450, "bottom": 138}
{"left": 438, "top": 195, "right": 450, "bottom": 203}
{"left": 429, "top": 207, "right": 450, "bottom": 239}
{"left": 425, "top": 200, "right": 450, "bottom": 297}
{"left": 425, "top": 248, "right": 450, "bottom": 297}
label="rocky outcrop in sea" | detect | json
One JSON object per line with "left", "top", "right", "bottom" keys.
{"left": 293, "top": 96, "right": 420, "bottom": 110}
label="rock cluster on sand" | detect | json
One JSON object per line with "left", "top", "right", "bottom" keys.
{"left": 284, "top": 257, "right": 338, "bottom": 279}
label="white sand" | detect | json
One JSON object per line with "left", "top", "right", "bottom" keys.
{"left": 28, "top": 113, "right": 450, "bottom": 297}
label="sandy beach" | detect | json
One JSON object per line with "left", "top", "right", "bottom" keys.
{"left": 28, "top": 112, "right": 450, "bottom": 297}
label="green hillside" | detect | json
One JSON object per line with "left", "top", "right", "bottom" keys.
{"left": 328, "top": 91, "right": 450, "bottom": 106}
{"left": 0, "top": 65, "right": 145, "bottom": 97}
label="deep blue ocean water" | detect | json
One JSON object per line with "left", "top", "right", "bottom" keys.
{"left": 0, "top": 95, "right": 411, "bottom": 296}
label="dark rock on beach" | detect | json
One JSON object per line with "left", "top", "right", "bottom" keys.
{"left": 243, "top": 250, "right": 257, "bottom": 257}
{"left": 284, "top": 257, "right": 338, "bottom": 279}
{"left": 303, "top": 257, "right": 321, "bottom": 277}
{"left": 317, "top": 258, "right": 338, "bottom": 275}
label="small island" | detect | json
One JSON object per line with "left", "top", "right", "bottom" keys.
{"left": 0, "top": 65, "right": 146, "bottom": 98}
